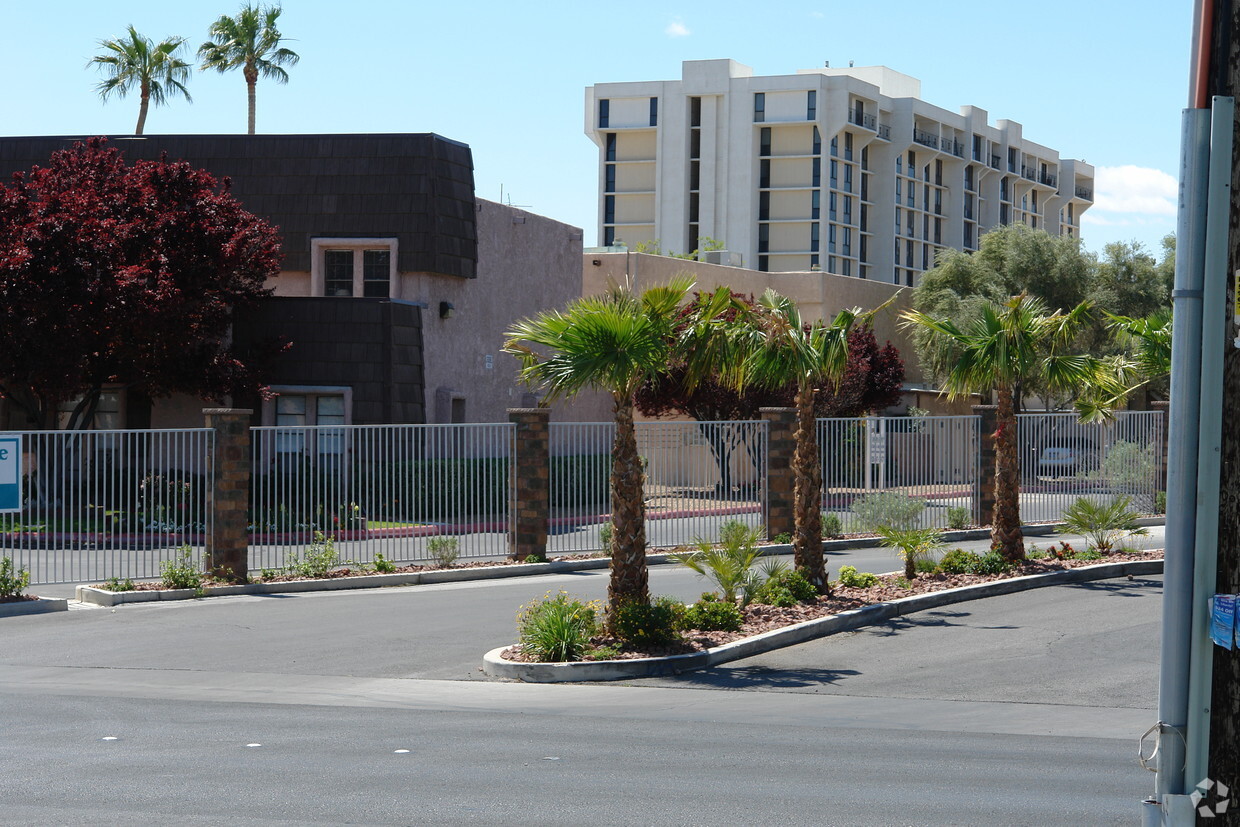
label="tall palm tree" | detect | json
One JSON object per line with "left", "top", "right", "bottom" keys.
{"left": 89, "top": 26, "right": 192, "bottom": 135}
{"left": 1076, "top": 309, "right": 1173, "bottom": 421}
{"left": 901, "top": 294, "right": 1101, "bottom": 561}
{"left": 198, "top": 4, "right": 299, "bottom": 134}
{"left": 504, "top": 280, "right": 739, "bottom": 622}
{"left": 728, "top": 289, "right": 865, "bottom": 591}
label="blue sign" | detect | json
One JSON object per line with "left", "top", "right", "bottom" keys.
{"left": 0, "top": 435, "right": 19, "bottom": 513}
{"left": 1211, "top": 594, "right": 1237, "bottom": 650}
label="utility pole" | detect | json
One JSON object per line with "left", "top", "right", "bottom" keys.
{"left": 1208, "top": 2, "right": 1240, "bottom": 824}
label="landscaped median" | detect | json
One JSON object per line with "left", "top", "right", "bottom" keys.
{"left": 481, "top": 557, "right": 1164, "bottom": 683}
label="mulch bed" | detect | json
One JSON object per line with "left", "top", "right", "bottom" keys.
{"left": 500, "top": 548, "right": 1164, "bottom": 662}
{"left": 0, "top": 594, "right": 39, "bottom": 603}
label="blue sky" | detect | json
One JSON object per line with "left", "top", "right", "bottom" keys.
{"left": 3, "top": 0, "right": 1189, "bottom": 257}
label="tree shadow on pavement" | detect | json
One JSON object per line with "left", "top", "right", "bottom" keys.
{"left": 858, "top": 608, "right": 1018, "bottom": 638}
{"left": 656, "top": 665, "right": 861, "bottom": 691}
{"left": 1074, "top": 577, "right": 1161, "bottom": 598}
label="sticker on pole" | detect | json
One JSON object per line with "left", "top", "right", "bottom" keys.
{"left": 0, "top": 435, "right": 20, "bottom": 513}
{"left": 1211, "top": 594, "right": 1236, "bottom": 649}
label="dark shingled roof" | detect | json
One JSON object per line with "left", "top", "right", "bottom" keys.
{"left": 0, "top": 133, "right": 478, "bottom": 278}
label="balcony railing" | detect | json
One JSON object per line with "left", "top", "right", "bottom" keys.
{"left": 1075, "top": 186, "right": 1094, "bottom": 201}
{"left": 1040, "top": 172, "right": 1057, "bottom": 187}
{"left": 990, "top": 154, "right": 1001, "bottom": 170}
{"left": 913, "top": 128, "right": 938, "bottom": 148}
{"left": 877, "top": 123, "right": 891, "bottom": 140}
{"left": 850, "top": 111, "right": 878, "bottom": 130}
{"left": 1021, "top": 165, "right": 1037, "bottom": 182}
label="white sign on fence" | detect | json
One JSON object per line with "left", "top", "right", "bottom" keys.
{"left": 0, "top": 434, "right": 20, "bottom": 513}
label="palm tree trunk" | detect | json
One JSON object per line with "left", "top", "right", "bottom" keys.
{"left": 136, "top": 84, "right": 149, "bottom": 135}
{"left": 247, "top": 79, "right": 257, "bottom": 134}
{"left": 607, "top": 394, "right": 649, "bottom": 624}
{"left": 792, "top": 382, "right": 827, "bottom": 591}
{"left": 991, "top": 385, "right": 1024, "bottom": 561}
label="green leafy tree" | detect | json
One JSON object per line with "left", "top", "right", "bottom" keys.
{"left": 727, "top": 289, "right": 874, "bottom": 590}
{"left": 198, "top": 4, "right": 299, "bottom": 134}
{"left": 88, "top": 26, "right": 192, "bottom": 135}
{"left": 901, "top": 294, "right": 1103, "bottom": 562}
{"left": 504, "top": 280, "right": 741, "bottom": 623}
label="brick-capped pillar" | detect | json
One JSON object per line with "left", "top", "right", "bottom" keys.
{"left": 972, "top": 405, "right": 998, "bottom": 527}
{"left": 508, "top": 408, "right": 550, "bottom": 561}
{"left": 205, "top": 408, "right": 253, "bottom": 582}
{"left": 1152, "top": 400, "right": 1169, "bottom": 507}
{"left": 761, "top": 407, "right": 797, "bottom": 539}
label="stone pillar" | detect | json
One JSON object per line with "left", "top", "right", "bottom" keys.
{"left": 1152, "top": 400, "right": 1169, "bottom": 510}
{"left": 205, "top": 408, "right": 253, "bottom": 582}
{"left": 972, "top": 405, "right": 998, "bottom": 527}
{"left": 508, "top": 408, "right": 550, "bottom": 561}
{"left": 760, "top": 407, "right": 797, "bottom": 540}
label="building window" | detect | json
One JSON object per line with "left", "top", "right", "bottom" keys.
{"left": 844, "top": 132, "right": 853, "bottom": 161}
{"left": 760, "top": 159, "right": 771, "bottom": 189}
{"left": 604, "top": 195, "right": 615, "bottom": 224}
{"left": 829, "top": 192, "right": 837, "bottom": 221}
{"left": 605, "top": 133, "right": 616, "bottom": 162}
{"left": 312, "top": 239, "right": 398, "bottom": 299}
{"left": 58, "top": 389, "right": 123, "bottom": 432}
{"left": 830, "top": 159, "right": 838, "bottom": 188}
{"left": 813, "top": 126, "right": 821, "bottom": 155}
{"left": 811, "top": 157, "right": 820, "bottom": 188}
{"left": 604, "top": 226, "right": 616, "bottom": 246}
{"left": 760, "top": 127, "right": 771, "bottom": 157}
{"left": 810, "top": 222, "right": 820, "bottom": 252}
{"left": 753, "top": 92, "right": 765, "bottom": 123}
{"left": 811, "top": 190, "right": 820, "bottom": 220}
{"left": 758, "top": 254, "right": 769, "bottom": 272}
{"left": 599, "top": 99, "right": 609, "bottom": 128}
{"left": 690, "top": 96, "right": 702, "bottom": 127}
{"left": 649, "top": 97, "right": 658, "bottom": 126}
{"left": 759, "top": 191, "right": 770, "bottom": 221}
{"left": 828, "top": 224, "right": 837, "bottom": 253}
{"left": 807, "top": 90, "right": 817, "bottom": 120}
{"left": 843, "top": 196, "right": 852, "bottom": 225}
{"left": 758, "top": 223, "right": 769, "bottom": 253}
{"left": 605, "top": 164, "right": 616, "bottom": 193}
{"left": 830, "top": 136, "right": 838, "bottom": 157}
{"left": 266, "top": 387, "right": 352, "bottom": 458}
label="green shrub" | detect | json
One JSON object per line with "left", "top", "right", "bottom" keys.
{"left": 517, "top": 591, "right": 599, "bottom": 662}
{"left": 102, "top": 576, "right": 135, "bottom": 592}
{"left": 427, "top": 536, "right": 460, "bottom": 567}
{"left": 938, "top": 549, "right": 982, "bottom": 574}
{"left": 1154, "top": 490, "right": 1167, "bottom": 514}
{"left": 0, "top": 557, "right": 31, "bottom": 598}
{"left": 585, "top": 643, "right": 622, "bottom": 661}
{"left": 160, "top": 547, "right": 203, "bottom": 590}
{"left": 874, "top": 525, "right": 946, "bottom": 579}
{"left": 821, "top": 512, "right": 843, "bottom": 538}
{"left": 611, "top": 598, "right": 682, "bottom": 647}
{"left": 598, "top": 521, "right": 613, "bottom": 553}
{"left": 772, "top": 531, "right": 791, "bottom": 545}
{"left": 682, "top": 598, "right": 744, "bottom": 632}
{"left": 1060, "top": 496, "right": 1148, "bottom": 553}
{"left": 837, "top": 565, "right": 879, "bottom": 588}
{"left": 286, "top": 532, "right": 339, "bottom": 578}
{"left": 524, "top": 553, "right": 547, "bottom": 563}
{"left": 914, "top": 557, "right": 940, "bottom": 575}
{"left": 1093, "top": 440, "right": 1160, "bottom": 510}
{"left": 755, "top": 567, "right": 818, "bottom": 605}
{"left": 850, "top": 492, "right": 926, "bottom": 533}
{"left": 971, "top": 551, "right": 1011, "bottom": 576}
{"left": 946, "top": 506, "right": 971, "bottom": 530}
{"left": 671, "top": 520, "right": 764, "bottom": 606}
{"left": 371, "top": 552, "right": 397, "bottom": 573}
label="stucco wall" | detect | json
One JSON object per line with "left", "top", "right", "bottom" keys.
{"left": 582, "top": 252, "right": 923, "bottom": 384}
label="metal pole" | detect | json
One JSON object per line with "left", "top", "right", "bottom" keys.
{"left": 1153, "top": 106, "right": 1211, "bottom": 813}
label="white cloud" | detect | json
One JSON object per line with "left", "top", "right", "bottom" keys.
{"left": 665, "top": 19, "right": 690, "bottom": 37}
{"left": 1092, "top": 165, "right": 1177, "bottom": 217}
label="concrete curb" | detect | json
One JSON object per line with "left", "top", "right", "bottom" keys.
{"left": 0, "top": 597, "right": 69, "bottom": 617}
{"left": 481, "top": 558, "right": 1164, "bottom": 683}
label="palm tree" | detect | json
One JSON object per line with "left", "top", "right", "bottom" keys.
{"left": 504, "top": 280, "right": 740, "bottom": 622}
{"left": 728, "top": 289, "right": 864, "bottom": 591}
{"left": 1076, "top": 309, "right": 1172, "bottom": 421}
{"left": 901, "top": 294, "right": 1102, "bottom": 561}
{"left": 198, "top": 4, "right": 299, "bottom": 134}
{"left": 88, "top": 26, "right": 192, "bottom": 135}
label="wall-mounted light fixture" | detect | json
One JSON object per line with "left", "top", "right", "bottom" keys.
{"left": 439, "top": 301, "right": 455, "bottom": 319}
{"left": 591, "top": 259, "right": 601, "bottom": 266}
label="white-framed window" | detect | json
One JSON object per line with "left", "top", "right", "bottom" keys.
{"left": 262, "top": 386, "right": 352, "bottom": 458}
{"left": 58, "top": 389, "right": 124, "bottom": 431}
{"left": 310, "top": 238, "right": 398, "bottom": 299}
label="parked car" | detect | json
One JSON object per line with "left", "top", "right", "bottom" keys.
{"left": 1037, "top": 442, "right": 1098, "bottom": 479}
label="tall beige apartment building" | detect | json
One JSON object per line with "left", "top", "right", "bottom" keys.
{"left": 585, "top": 59, "right": 1094, "bottom": 285}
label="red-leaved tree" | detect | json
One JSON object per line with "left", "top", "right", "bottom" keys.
{"left": 0, "top": 138, "right": 282, "bottom": 429}
{"left": 636, "top": 292, "right": 905, "bottom": 493}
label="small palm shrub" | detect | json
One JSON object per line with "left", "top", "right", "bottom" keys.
{"left": 682, "top": 596, "right": 743, "bottom": 631}
{"left": 875, "top": 525, "right": 946, "bottom": 579}
{"left": 946, "top": 506, "right": 971, "bottom": 530}
{"left": 671, "top": 520, "right": 765, "bottom": 606}
{"left": 754, "top": 564, "right": 818, "bottom": 606}
{"left": 1060, "top": 495, "right": 1148, "bottom": 553}
{"left": 836, "top": 565, "right": 879, "bottom": 588}
{"left": 611, "top": 597, "right": 682, "bottom": 647}
{"left": 851, "top": 492, "right": 925, "bottom": 533}
{"left": 517, "top": 591, "right": 600, "bottom": 662}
